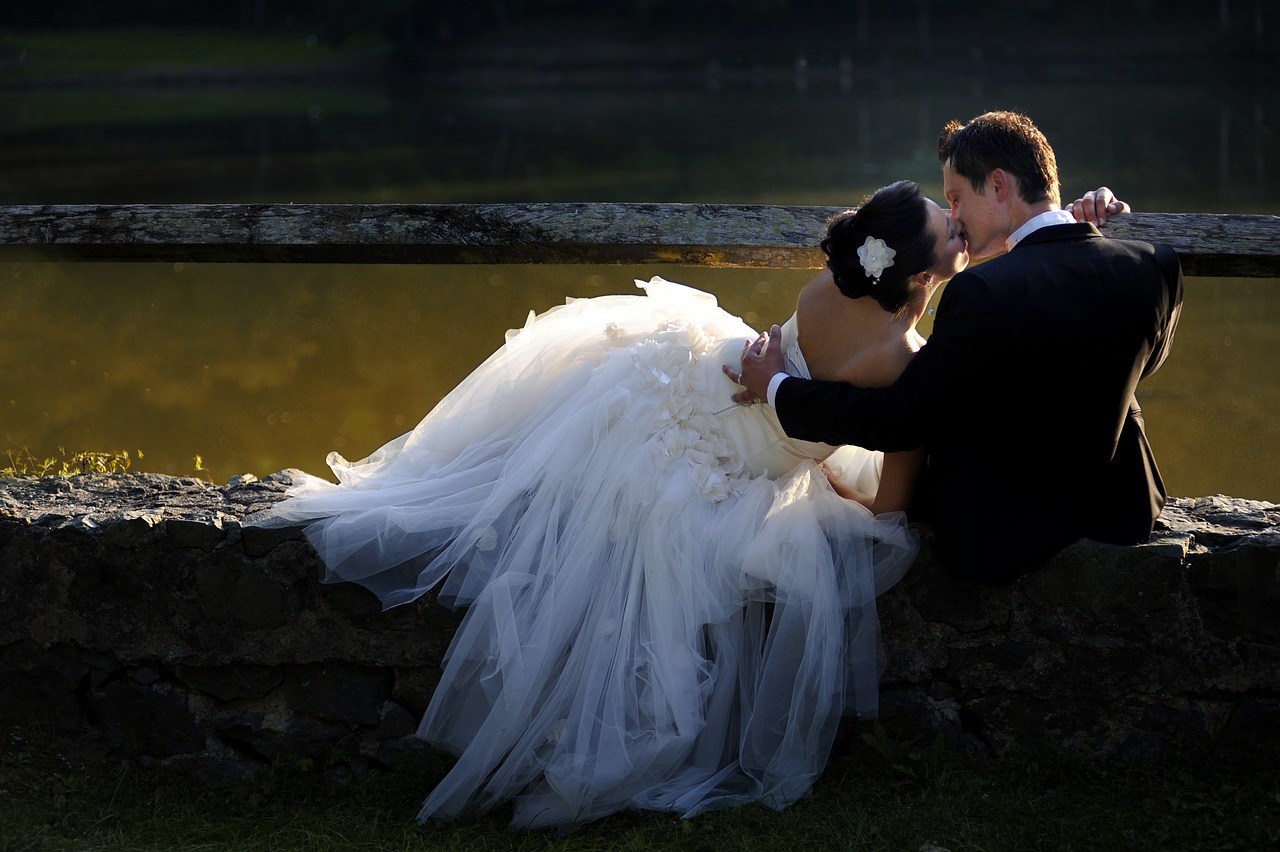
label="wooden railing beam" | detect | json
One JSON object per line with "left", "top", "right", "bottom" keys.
{"left": 0, "top": 204, "right": 1275, "bottom": 277}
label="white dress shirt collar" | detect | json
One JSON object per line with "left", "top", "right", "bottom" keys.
{"left": 1005, "top": 209, "right": 1077, "bottom": 252}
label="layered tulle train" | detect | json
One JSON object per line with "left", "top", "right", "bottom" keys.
{"left": 263, "top": 278, "right": 917, "bottom": 829}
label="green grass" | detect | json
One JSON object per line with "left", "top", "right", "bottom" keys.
{"left": 3, "top": 727, "right": 1277, "bottom": 851}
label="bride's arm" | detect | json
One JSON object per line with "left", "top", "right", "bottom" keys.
{"left": 825, "top": 448, "right": 923, "bottom": 515}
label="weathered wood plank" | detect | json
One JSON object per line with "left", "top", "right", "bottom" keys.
{"left": 0, "top": 204, "right": 1275, "bottom": 277}
{"left": 0, "top": 203, "right": 832, "bottom": 267}
{"left": 1102, "top": 212, "right": 1280, "bottom": 278}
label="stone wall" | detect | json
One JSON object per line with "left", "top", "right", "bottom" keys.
{"left": 1, "top": 472, "right": 1276, "bottom": 779}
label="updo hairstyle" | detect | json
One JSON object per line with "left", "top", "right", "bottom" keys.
{"left": 820, "top": 180, "right": 938, "bottom": 314}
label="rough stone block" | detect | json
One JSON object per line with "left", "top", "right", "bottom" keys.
{"left": 0, "top": 473, "right": 1275, "bottom": 778}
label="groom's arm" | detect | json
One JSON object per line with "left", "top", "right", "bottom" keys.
{"left": 774, "top": 371, "right": 927, "bottom": 452}
{"left": 771, "top": 271, "right": 1001, "bottom": 452}
{"left": 1140, "top": 243, "right": 1185, "bottom": 380}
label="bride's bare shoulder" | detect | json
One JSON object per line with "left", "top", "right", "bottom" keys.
{"left": 794, "top": 271, "right": 856, "bottom": 335}
{"left": 795, "top": 277, "right": 916, "bottom": 387}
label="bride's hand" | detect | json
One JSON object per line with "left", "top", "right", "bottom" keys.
{"left": 1070, "top": 186, "right": 1130, "bottom": 226}
{"left": 821, "top": 462, "right": 875, "bottom": 509}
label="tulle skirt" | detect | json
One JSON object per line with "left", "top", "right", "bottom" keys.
{"left": 265, "top": 278, "right": 918, "bottom": 829}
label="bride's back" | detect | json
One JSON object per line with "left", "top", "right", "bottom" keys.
{"left": 794, "top": 270, "right": 921, "bottom": 389}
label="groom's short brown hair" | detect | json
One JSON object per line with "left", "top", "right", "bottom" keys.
{"left": 938, "top": 111, "right": 1061, "bottom": 208}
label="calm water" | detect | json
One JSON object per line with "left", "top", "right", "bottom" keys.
{"left": 1, "top": 72, "right": 1277, "bottom": 500}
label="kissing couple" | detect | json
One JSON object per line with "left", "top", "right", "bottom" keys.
{"left": 264, "top": 110, "right": 1183, "bottom": 829}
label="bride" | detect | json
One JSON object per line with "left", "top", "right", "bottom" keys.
{"left": 262, "top": 180, "right": 1102, "bottom": 829}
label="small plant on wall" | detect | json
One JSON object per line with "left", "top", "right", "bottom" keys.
{"left": 1, "top": 446, "right": 136, "bottom": 478}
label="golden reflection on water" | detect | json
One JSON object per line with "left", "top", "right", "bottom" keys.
{"left": 2, "top": 262, "right": 1276, "bottom": 502}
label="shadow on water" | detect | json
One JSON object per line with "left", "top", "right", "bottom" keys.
{"left": 1, "top": 74, "right": 1276, "bottom": 211}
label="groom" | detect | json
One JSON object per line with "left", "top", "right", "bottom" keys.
{"left": 733, "top": 111, "right": 1184, "bottom": 585}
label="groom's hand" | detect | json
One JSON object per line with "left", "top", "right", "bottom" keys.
{"left": 724, "top": 324, "right": 785, "bottom": 404}
{"left": 1070, "top": 186, "right": 1130, "bottom": 226}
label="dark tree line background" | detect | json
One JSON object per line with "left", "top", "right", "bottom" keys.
{"left": 0, "top": 1, "right": 1272, "bottom": 68}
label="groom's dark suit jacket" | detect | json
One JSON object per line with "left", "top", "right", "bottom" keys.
{"left": 776, "top": 223, "right": 1184, "bottom": 584}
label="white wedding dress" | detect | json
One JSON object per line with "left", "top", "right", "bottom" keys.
{"left": 265, "top": 277, "right": 918, "bottom": 829}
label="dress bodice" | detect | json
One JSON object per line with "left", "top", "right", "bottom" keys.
{"left": 705, "top": 312, "right": 836, "bottom": 479}
{"left": 779, "top": 313, "right": 813, "bottom": 379}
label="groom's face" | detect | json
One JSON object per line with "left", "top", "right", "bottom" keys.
{"left": 942, "top": 161, "right": 1005, "bottom": 260}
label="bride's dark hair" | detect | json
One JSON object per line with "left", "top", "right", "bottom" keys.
{"left": 820, "top": 180, "right": 937, "bottom": 314}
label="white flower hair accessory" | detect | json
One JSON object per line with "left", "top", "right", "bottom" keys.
{"left": 857, "top": 236, "right": 896, "bottom": 284}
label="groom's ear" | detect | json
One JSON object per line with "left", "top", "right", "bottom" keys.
{"left": 989, "top": 168, "right": 1012, "bottom": 202}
